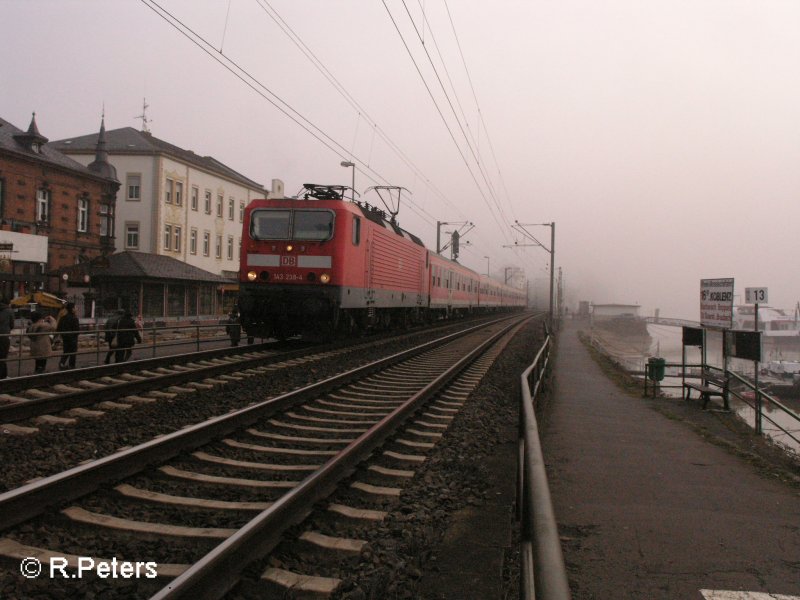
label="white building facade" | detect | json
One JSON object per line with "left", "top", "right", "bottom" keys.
{"left": 53, "top": 127, "right": 283, "bottom": 278}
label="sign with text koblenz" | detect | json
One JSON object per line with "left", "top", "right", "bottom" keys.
{"left": 700, "top": 278, "right": 734, "bottom": 329}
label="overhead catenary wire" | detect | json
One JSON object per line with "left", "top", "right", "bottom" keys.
{"left": 442, "top": 0, "right": 519, "bottom": 225}
{"left": 252, "top": 0, "right": 466, "bottom": 224}
{"left": 388, "top": 0, "right": 512, "bottom": 242}
{"left": 139, "top": 0, "right": 441, "bottom": 227}
{"left": 410, "top": 0, "right": 508, "bottom": 225}
{"left": 141, "top": 0, "right": 527, "bottom": 276}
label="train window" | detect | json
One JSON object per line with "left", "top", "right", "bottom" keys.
{"left": 251, "top": 209, "right": 291, "bottom": 239}
{"left": 352, "top": 216, "right": 361, "bottom": 245}
{"left": 293, "top": 210, "right": 334, "bottom": 241}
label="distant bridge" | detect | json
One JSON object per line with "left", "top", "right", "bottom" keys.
{"left": 643, "top": 316, "right": 701, "bottom": 328}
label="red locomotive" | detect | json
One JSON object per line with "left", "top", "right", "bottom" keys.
{"left": 237, "top": 184, "right": 525, "bottom": 340}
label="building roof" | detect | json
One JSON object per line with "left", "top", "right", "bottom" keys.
{"left": 52, "top": 127, "right": 264, "bottom": 191}
{"left": 91, "top": 251, "right": 232, "bottom": 283}
{"left": 0, "top": 115, "right": 110, "bottom": 180}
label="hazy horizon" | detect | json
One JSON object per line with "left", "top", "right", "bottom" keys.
{"left": 4, "top": 0, "right": 799, "bottom": 321}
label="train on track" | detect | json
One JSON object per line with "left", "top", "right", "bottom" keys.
{"left": 237, "top": 184, "right": 526, "bottom": 339}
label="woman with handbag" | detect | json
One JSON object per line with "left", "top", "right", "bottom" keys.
{"left": 114, "top": 310, "right": 142, "bottom": 363}
{"left": 28, "top": 312, "right": 56, "bottom": 374}
{"left": 103, "top": 309, "right": 124, "bottom": 364}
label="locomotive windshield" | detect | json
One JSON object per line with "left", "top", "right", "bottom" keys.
{"left": 251, "top": 209, "right": 334, "bottom": 241}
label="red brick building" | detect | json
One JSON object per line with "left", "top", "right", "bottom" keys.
{"left": 0, "top": 114, "right": 119, "bottom": 300}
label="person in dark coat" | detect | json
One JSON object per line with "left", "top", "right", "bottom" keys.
{"left": 103, "top": 309, "right": 124, "bottom": 364}
{"left": 226, "top": 308, "right": 241, "bottom": 347}
{"left": 0, "top": 298, "right": 14, "bottom": 379}
{"left": 114, "top": 310, "right": 142, "bottom": 363}
{"left": 56, "top": 302, "right": 81, "bottom": 370}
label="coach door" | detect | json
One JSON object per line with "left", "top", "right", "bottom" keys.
{"left": 365, "top": 238, "right": 375, "bottom": 306}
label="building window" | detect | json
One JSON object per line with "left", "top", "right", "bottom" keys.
{"left": 191, "top": 187, "right": 199, "bottom": 211}
{"left": 190, "top": 228, "right": 197, "bottom": 254}
{"left": 126, "top": 223, "right": 140, "bottom": 249}
{"left": 239, "top": 202, "right": 245, "bottom": 223}
{"left": 165, "top": 178, "right": 173, "bottom": 204}
{"left": 99, "top": 204, "right": 111, "bottom": 237}
{"left": 227, "top": 235, "right": 234, "bottom": 260}
{"left": 164, "top": 224, "right": 172, "bottom": 250}
{"left": 202, "top": 231, "right": 210, "bottom": 256}
{"left": 174, "top": 226, "right": 182, "bottom": 252}
{"left": 215, "top": 234, "right": 222, "bottom": 259}
{"left": 126, "top": 174, "right": 141, "bottom": 201}
{"left": 216, "top": 194, "right": 223, "bottom": 218}
{"left": 36, "top": 188, "right": 50, "bottom": 223}
{"left": 228, "top": 198, "right": 235, "bottom": 221}
{"left": 204, "top": 190, "right": 212, "bottom": 214}
{"left": 175, "top": 181, "right": 183, "bottom": 206}
{"left": 77, "top": 197, "right": 89, "bottom": 233}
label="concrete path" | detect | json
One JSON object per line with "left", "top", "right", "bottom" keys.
{"left": 542, "top": 320, "right": 800, "bottom": 600}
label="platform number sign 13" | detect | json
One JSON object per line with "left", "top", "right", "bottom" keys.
{"left": 744, "top": 287, "right": 768, "bottom": 304}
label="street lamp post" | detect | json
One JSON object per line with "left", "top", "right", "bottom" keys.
{"left": 484, "top": 256, "right": 490, "bottom": 276}
{"left": 340, "top": 161, "right": 355, "bottom": 200}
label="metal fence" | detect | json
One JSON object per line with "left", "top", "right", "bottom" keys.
{"left": 517, "top": 326, "right": 571, "bottom": 600}
{"left": 641, "top": 362, "right": 800, "bottom": 454}
{"left": 0, "top": 320, "right": 252, "bottom": 379}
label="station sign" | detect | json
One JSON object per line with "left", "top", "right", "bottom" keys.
{"left": 744, "top": 287, "right": 768, "bottom": 304}
{"left": 700, "top": 278, "right": 734, "bottom": 329}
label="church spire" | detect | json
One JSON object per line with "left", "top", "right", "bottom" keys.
{"left": 88, "top": 113, "right": 117, "bottom": 181}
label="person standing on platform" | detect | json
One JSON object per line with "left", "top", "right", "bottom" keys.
{"left": 103, "top": 309, "right": 124, "bottom": 364}
{"left": 56, "top": 302, "right": 80, "bottom": 370}
{"left": 114, "top": 310, "right": 141, "bottom": 363}
{"left": 226, "top": 308, "right": 242, "bottom": 347}
{"left": 28, "top": 312, "right": 56, "bottom": 374}
{"left": 0, "top": 298, "right": 14, "bottom": 379}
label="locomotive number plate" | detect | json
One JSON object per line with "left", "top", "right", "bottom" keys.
{"left": 280, "top": 255, "right": 297, "bottom": 266}
{"left": 272, "top": 273, "right": 304, "bottom": 281}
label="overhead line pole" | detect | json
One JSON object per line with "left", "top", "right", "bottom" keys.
{"left": 509, "top": 221, "right": 556, "bottom": 326}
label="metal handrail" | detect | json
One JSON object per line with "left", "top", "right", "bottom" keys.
{"left": 518, "top": 329, "right": 571, "bottom": 600}
{"left": 727, "top": 371, "right": 800, "bottom": 448}
{"left": 0, "top": 321, "right": 249, "bottom": 378}
{"left": 640, "top": 361, "right": 800, "bottom": 449}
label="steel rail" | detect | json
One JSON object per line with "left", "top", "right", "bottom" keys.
{"left": 0, "top": 316, "right": 516, "bottom": 532}
{"left": 0, "top": 339, "right": 281, "bottom": 395}
{"left": 150, "top": 314, "right": 531, "bottom": 599}
{"left": 518, "top": 331, "right": 571, "bottom": 600}
{"left": 0, "top": 342, "right": 308, "bottom": 423}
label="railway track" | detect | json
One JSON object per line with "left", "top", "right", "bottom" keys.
{"left": 0, "top": 313, "right": 534, "bottom": 599}
{"left": 0, "top": 315, "right": 498, "bottom": 429}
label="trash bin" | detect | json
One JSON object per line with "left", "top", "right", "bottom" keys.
{"left": 647, "top": 357, "right": 666, "bottom": 381}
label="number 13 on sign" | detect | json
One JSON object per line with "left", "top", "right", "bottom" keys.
{"left": 745, "top": 287, "right": 768, "bottom": 304}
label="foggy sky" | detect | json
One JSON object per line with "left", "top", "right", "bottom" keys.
{"left": 3, "top": 0, "right": 800, "bottom": 320}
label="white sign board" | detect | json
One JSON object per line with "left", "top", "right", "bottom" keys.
{"left": 744, "top": 287, "right": 768, "bottom": 304}
{"left": 700, "top": 278, "right": 734, "bottom": 329}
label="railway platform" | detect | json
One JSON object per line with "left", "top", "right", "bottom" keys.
{"left": 541, "top": 319, "right": 800, "bottom": 599}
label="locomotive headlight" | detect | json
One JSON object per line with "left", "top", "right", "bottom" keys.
{"left": 247, "top": 271, "right": 257, "bottom": 281}
{"left": 286, "top": 244, "right": 293, "bottom": 252}
{"left": 320, "top": 273, "right": 331, "bottom": 284}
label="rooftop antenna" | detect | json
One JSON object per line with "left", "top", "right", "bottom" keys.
{"left": 135, "top": 98, "right": 151, "bottom": 133}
